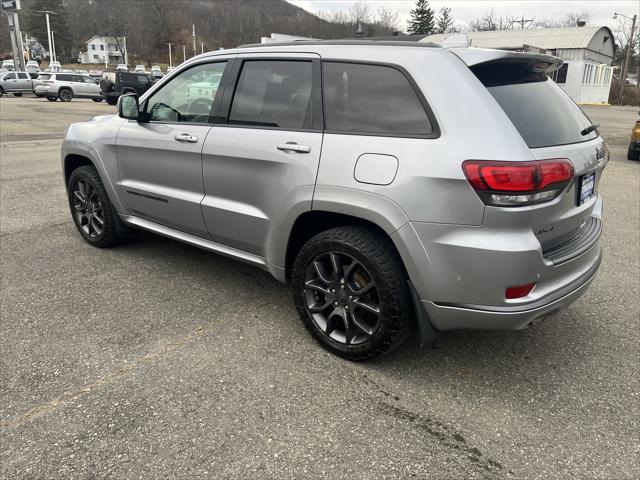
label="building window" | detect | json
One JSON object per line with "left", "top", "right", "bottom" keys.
{"left": 582, "top": 64, "right": 595, "bottom": 85}
{"left": 91, "top": 44, "right": 95, "bottom": 50}
{"left": 100, "top": 45, "right": 104, "bottom": 50}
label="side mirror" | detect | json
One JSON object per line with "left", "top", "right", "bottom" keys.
{"left": 118, "top": 94, "right": 140, "bottom": 120}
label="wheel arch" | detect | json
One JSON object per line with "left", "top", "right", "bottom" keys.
{"left": 62, "top": 143, "right": 126, "bottom": 214}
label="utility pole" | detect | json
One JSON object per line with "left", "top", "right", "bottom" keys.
{"left": 50, "top": 30, "right": 56, "bottom": 63}
{"left": 513, "top": 16, "right": 533, "bottom": 29}
{"left": 182, "top": 44, "right": 186, "bottom": 63}
{"left": 167, "top": 43, "right": 172, "bottom": 67}
{"left": 192, "top": 24, "right": 196, "bottom": 57}
{"left": 201, "top": 42, "right": 204, "bottom": 55}
{"left": 23, "top": 32, "right": 29, "bottom": 61}
{"left": 37, "top": 10, "right": 56, "bottom": 67}
{"left": 620, "top": 14, "right": 637, "bottom": 104}
{"left": 123, "top": 36, "right": 128, "bottom": 67}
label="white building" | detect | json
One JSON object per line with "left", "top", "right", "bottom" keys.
{"left": 78, "top": 36, "right": 126, "bottom": 66}
{"left": 424, "top": 26, "right": 616, "bottom": 105}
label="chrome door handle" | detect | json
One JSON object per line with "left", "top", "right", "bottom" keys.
{"left": 277, "top": 143, "right": 311, "bottom": 153}
{"left": 174, "top": 134, "right": 199, "bottom": 143}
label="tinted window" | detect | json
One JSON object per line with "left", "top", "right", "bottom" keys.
{"left": 4, "top": 73, "right": 16, "bottom": 80}
{"left": 229, "top": 60, "right": 312, "bottom": 129}
{"left": 56, "top": 74, "right": 72, "bottom": 82}
{"left": 147, "top": 62, "right": 226, "bottom": 123}
{"left": 17, "top": 73, "right": 28, "bottom": 79}
{"left": 323, "top": 62, "right": 432, "bottom": 136}
{"left": 549, "top": 63, "right": 568, "bottom": 84}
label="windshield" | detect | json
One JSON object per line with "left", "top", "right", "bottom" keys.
{"left": 473, "top": 63, "right": 598, "bottom": 148}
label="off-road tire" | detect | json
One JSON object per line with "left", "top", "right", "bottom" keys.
{"left": 67, "top": 165, "right": 123, "bottom": 248}
{"left": 292, "top": 225, "right": 411, "bottom": 361}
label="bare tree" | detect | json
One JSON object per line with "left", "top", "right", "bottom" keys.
{"left": 375, "top": 7, "right": 399, "bottom": 32}
{"left": 468, "top": 10, "right": 515, "bottom": 32}
{"left": 536, "top": 11, "right": 591, "bottom": 28}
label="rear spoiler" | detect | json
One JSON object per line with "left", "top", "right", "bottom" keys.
{"left": 450, "top": 47, "right": 563, "bottom": 74}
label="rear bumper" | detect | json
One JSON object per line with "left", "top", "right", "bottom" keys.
{"left": 422, "top": 247, "right": 601, "bottom": 330}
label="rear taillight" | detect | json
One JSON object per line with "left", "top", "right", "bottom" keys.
{"left": 463, "top": 159, "right": 574, "bottom": 207}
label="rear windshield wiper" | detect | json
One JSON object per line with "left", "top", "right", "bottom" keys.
{"left": 580, "top": 123, "right": 599, "bottom": 136}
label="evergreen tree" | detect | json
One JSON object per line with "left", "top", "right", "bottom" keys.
{"left": 26, "top": 0, "right": 69, "bottom": 60}
{"left": 435, "top": 7, "right": 456, "bottom": 34}
{"left": 407, "top": 0, "right": 435, "bottom": 35}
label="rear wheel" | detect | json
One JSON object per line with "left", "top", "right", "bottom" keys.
{"left": 59, "top": 88, "right": 73, "bottom": 102}
{"left": 67, "top": 165, "right": 124, "bottom": 248}
{"left": 628, "top": 146, "right": 639, "bottom": 161}
{"left": 46, "top": 96, "right": 57, "bottom": 102}
{"left": 292, "top": 226, "right": 411, "bottom": 361}
{"left": 0, "top": 87, "right": 4, "bottom": 97}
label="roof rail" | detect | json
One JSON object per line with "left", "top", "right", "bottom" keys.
{"left": 238, "top": 39, "right": 441, "bottom": 49}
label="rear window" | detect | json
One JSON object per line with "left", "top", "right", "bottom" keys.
{"left": 323, "top": 62, "right": 433, "bottom": 136}
{"left": 473, "top": 62, "right": 598, "bottom": 148}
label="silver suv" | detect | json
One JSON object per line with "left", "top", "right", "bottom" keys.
{"left": 35, "top": 73, "right": 103, "bottom": 102}
{"left": 62, "top": 40, "right": 607, "bottom": 360}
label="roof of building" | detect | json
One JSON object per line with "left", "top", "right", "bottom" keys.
{"left": 424, "top": 26, "right": 611, "bottom": 50}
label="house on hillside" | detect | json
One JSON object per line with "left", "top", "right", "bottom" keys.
{"left": 424, "top": 26, "right": 616, "bottom": 105}
{"left": 77, "top": 36, "right": 126, "bottom": 65}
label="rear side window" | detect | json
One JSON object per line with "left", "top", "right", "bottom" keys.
{"left": 323, "top": 62, "right": 433, "bottom": 136}
{"left": 229, "top": 60, "right": 313, "bottom": 129}
{"left": 17, "top": 73, "right": 28, "bottom": 79}
{"left": 473, "top": 62, "right": 597, "bottom": 148}
{"left": 56, "top": 74, "right": 72, "bottom": 82}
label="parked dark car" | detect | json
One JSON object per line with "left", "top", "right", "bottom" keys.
{"left": 100, "top": 71, "right": 154, "bottom": 105}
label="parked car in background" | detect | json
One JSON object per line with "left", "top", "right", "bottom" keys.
{"left": 116, "top": 64, "right": 128, "bottom": 72}
{"left": 166, "top": 66, "right": 176, "bottom": 73}
{"left": 150, "top": 65, "right": 163, "bottom": 79}
{"left": 134, "top": 65, "right": 147, "bottom": 73}
{"left": 89, "top": 69, "right": 103, "bottom": 79}
{"left": 0, "top": 71, "right": 34, "bottom": 96}
{"left": 1, "top": 59, "right": 15, "bottom": 70}
{"left": 34, "top": 73, "right": 102, "bottom": 102}
{"left": 628, "top": 111, "right": 640, "bottom": 160}
{"left": 49, "top": 61, "right": 62, "bottom": 72}
{"left": 100, "top": 70, "right": 154, "bottom": 105}
{"left": 61, "top": 41, "right": 607, "bottom": 360}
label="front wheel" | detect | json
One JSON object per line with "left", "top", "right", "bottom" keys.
{"left": 0, "top": 87, "right": 4, "bottom": 97}
{"left": 67, "top": 166, "right": 124, "bottom": 247}
{"left": 292, "top": 226, "right": 411, "bottom": 361}
{"left": 105, "top": 96, "right": 118, "bottom": 105}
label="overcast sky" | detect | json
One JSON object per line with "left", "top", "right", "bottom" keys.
{"left": 288, "top": 0, "right": 638, "bottom": 30}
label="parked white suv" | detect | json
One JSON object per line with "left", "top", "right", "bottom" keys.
{"left": 35, "top": 73, "right": 103, "bottom": 102}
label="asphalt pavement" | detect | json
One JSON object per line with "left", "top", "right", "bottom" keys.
{"left": 0, "top": 96, "right": 638, "bottom": 479}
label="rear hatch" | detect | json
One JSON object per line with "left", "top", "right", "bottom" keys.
{"left": 455, "top": 49, "right": 607, "bottom": 259}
